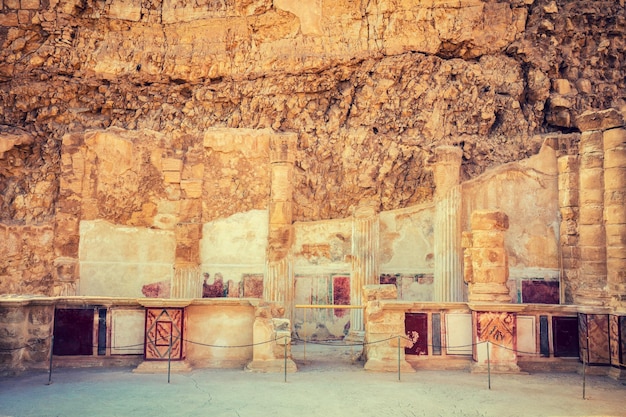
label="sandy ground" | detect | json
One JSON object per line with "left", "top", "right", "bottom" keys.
{"left": 1, "top": 342, "right": 625, "bottom": 417}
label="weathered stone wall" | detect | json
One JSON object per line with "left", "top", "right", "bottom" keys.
{"left": 1, "top": 0, "right": 625, "bottom": 297}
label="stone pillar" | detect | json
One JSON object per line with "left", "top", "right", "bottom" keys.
{"left": 349, "top": 200, "right": 380, "bottom": 338}
{"left": 362, "top": 285, "right": 414, "bottom": 373}
{"left": 246, "top": 304, "right": 297, "bottom": 373}
{"left": 603, "top": 126, "right": 626, "bottom": 309}
{"left": 557, "top": 155, "right": 580, "bottom": 303}
{"left": 462, "top": 210, "right": 511, "bottom": 303}
{"left": 172, "top": 223, "right": 203, "bottom": 298}
{"left": 52, "top": 133, "right": 84, "bottom": 296}
{"left": 433, "top": 146, "right": 463, "bottom": 302}
{"left": 265, "top": 132, "right": 297, "bottom": 321}
{"left": 576, "top": 130, "right": 609, "bottom": 305}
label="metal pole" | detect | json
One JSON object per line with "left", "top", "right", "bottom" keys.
{"left": 582, "top": 357, "right": 586, "bottom": 400}
{"left": 46, "top": 335, "right": 54, "bottom": 385}
{"left": 397, "top": 336, "right": 401, "bottom": 382}
{"left": 303, "top": 307, "right": 307, "bottom": 361}
{"left": 487, "top": 341, "right": 491, "bottom": 390}
{"left": 167, "top": 331, "right": 172, "bottom": 384}
{"left": 284, "top": 336, "right": 287, "bottom": 383}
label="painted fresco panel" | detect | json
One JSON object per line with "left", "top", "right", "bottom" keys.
{"left": 476, "top": 311, "right": 516, "bottom": 345}
{"left": 405, "top": 313, "right": 428, "bottom": 355}
{"left": 521, "top": 280, "right": 560, "bottom": 304}
{"left": 53, "top": 309, "right": 94, "bottom": 356}
{"left": 111, "top": 309, "right": 144, "bottom": 355}
{"left": 379, "top": 273, "right": 433, "bottom": 301}
{"left": 144, "top": 308, "right": 183, "bottom": 360}
{"left": 445, "top": 313, "right": 472, "bottom": 355}
{"left": 294, "top": 274, "right": 350, "bottom": 339}
{"left": 517, "top": 316, "right": 537, "bottom": 355}
{"left": 553, "top": 316, "right": 578, "bottom": 357}
{"left": 579, "top": 313, "right": 610, "bottom": 365}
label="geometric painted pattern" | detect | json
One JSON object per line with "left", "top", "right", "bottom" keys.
{"left": 578, "top": 313, "right": 610, "bottom": 365}
{"left": 144, "top": 308, "right": 184, "bottom": 361}
{"left": 609, "top": 315, "right": 626, "bottom": 369}
{"left": 476, "top": 311, "right": 516, "bottom": 346}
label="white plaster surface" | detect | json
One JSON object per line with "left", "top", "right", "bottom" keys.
{"left": 292, "top": 218, "right": 352, "bottom": 274}
{"left": 462, "top": 145, "right": 560, "bottom": 271}
{"left": 110, "top": 308, "right": 144, "bottom": 355}
{"left": 200, "top": 210, "right": 268, "bottom": 284}
{"left": 445, "top": 313, "right": 473, "bottom": 355}
{"left": 379, "top": 205, "right": 435, "bottom": 274}
{"left": 79, "top": 220, "right": 175, "bottom": 297}
{"left": 517, "top": 316, "right": 537, "bottom": 355}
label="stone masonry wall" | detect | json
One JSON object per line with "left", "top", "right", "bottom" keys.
{"left": 1, "top": 1, "right": 625, "bottom": 295}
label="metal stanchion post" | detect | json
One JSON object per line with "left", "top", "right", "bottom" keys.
{"left": 304, "top": 308, "right": 307, "bottom": 361}
{"left": 167, "top": 332, "right": 172, "bottom": 384}
{"left": 487, "top": 341, "right": 491, "bottom": 390}
{"left": 397, "top": 336, "right": 401, "bottom": 382}
{"left": 46, "top": 335, "right": 54, "bottom": 385}
{"left": 284, "top": 336, "right": 288, "bottom": 383}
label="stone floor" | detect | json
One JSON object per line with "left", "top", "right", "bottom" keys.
{"left": 0, "top": 342, "right": 624, "bottom": 417}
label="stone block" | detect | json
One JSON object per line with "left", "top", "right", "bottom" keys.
{"left": 0, "top": 12, "right": 19, "bottom": 26}
{"left": 470, "top": 230, "right": 505, "bottom": 248}
{"left": 553, "top": 79, "right": 571, "bottom": 95}
{"left": 470, "top": 210, "right": 509, "bottom": 231}
{"left": 559, "top": 188, "right": 579, "bottom": 208}
{"left": 578, "top": 225, "right": 605, "bottom": 246}
{"left": 162, "top": 158, "right": 183, "bottom": 172}
{"left": 461, "top": 231, "right": 472, "bottom": 248}
{"left": 163, "top": 170, "right": 181, "bottom": 184}
{"left": 558, "top": 155, "right": 579, "bottom": 173}
{"left": 363, "top": 284, "right": 397, "bottom": 301}
{"left": 580, "top": 246, "right": 606, "bottom": 262}
{"left": 470, "top": 248, "right": 507, "bottom": 268}
{"left": 20, "top": 0, "right": 39, "bottom": 9}
{"left": 560, "top": 206, "right": 578, "bottom": 221}
{"left": 604, "top": 204, "right": 626, "bottom": 224}
{"left": 579, "top": 167, "right": 604, "bottom": 190}
{"left": 579, "top": 204, "right": 604, "bottom": 225}
{"left": 470, "top": 266, "right": 509, "bottom": 284}
{"left": 607, "top": 246, "right": 626, "bottom": 260}
{"left": 606, "top": 224, "right": 626, "bottom": 247}
{"left": 4, "top": 0, "right": 18, "bottom": 9}
{"left": 604, "top": 167, "right": 626, "bottom": 190}
{"left": 0, "top": 308, "right": 26, "bottom": 324}
{"left": 577, "top": 109, "right": 625, "bottom": 132}
{"left": 181, "top": 179, "right": 203, "bottom": 198}
{"left": 579, "top": 188, "right": 604, "bottom": 206}
{"left": 580, "top": 260, "right": 607, "bottom": 275}
{"left": 605, "top": 189, "right": 626, "bottom": 206}
{"left": 558, "top": 169, "right": 579, "bottom": 190}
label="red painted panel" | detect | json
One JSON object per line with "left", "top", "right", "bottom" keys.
{"left": 333, "top": 276, "right": 350, "bottom": 318}
{"left": 53, "top": 309, "right": 94, "bottom": 356}
{"left": 405, "top": 313, "right": 428, "bottom": 355}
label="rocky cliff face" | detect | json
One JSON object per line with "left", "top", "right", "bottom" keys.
{"left": 1, "top": 0, "right": 625, "bottom": 224}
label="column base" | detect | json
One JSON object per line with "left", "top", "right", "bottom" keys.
{"left": 246, "top": 359, "right": 297, "bottom": 373}
{"left": 133, "top": 360, "right": 193, "bottom": 374}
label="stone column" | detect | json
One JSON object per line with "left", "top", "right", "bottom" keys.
{"left": 52, "top": 133, "right": 84, "bottom": 296}
{"left": 604, "top": 126, "right": 626, "bottom": 309}
{"left": 576, "top": 130, "right": 609, "bottom": 305}
{"left": 462, "top": 210, "right": 511, "bottom": 303}
{"left": 557, "top": 154, "right": 580, "bottom": 303}
{"left": 349, "top": 200, "right": 380, "bottom": 338}
{"left": 265, "top": 132, "right": 297, "bottom": 321}
{"left": 433, "top": 146, "right": 463, "bottom": 302}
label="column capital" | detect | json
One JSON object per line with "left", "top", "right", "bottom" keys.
{"left": 269, "top": 132, "right": 297, "bottom": 164}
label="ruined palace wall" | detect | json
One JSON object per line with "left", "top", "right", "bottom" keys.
{"left": 461, "top": 144, "right": 560, "bottom": 302}
{"left": 79, "top": 220, "right": 176, "bottom": 297}
{"left": 199, "top": 209, "right": 268, "bottom": 296}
